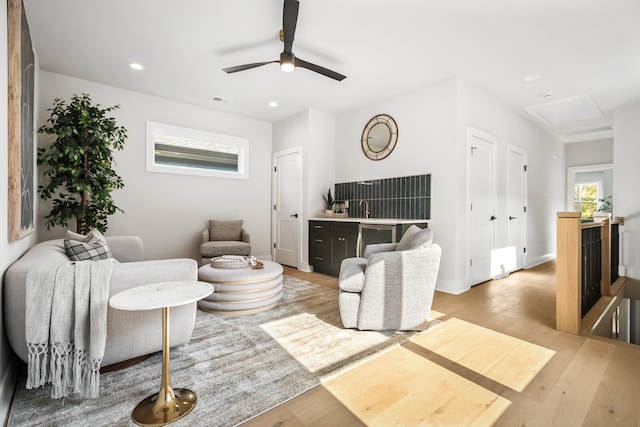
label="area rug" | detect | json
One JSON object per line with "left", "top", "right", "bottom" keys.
{"left": 7, "top": 275, "right": 431, "bottom": 427}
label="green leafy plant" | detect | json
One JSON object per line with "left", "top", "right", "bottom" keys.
{"left": 321, "top": 188, "right": 334, "bottom": 210}
{"left": 37, "top": 93, "right": 127, "bottom": 234}
{"left": 597, "top": 195, "right": 613, "bottom": 213}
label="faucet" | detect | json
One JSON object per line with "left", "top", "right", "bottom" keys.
{"left": 359, "top": 199, "right": 370, "bottom": 219}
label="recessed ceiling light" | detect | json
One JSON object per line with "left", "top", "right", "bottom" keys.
{"left": 540, "top": 91, "right": 553, "bottom": 98}
{"left": 269, "top": 101, "right": 278, "bottom": 107}
{"left": 129, "top": 62, "right": 144, "bottom": 70}
{"left": 212, "top": 96, "right": 230, "bottom": 104}
{"left": 523, "top": 74, "right": 541, "bottom": 82}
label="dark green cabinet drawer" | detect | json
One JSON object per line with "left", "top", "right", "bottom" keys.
{"left": 309, "top": 221, "right": 358, "bottom": 276}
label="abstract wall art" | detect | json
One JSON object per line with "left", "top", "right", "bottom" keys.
{"left": 7, "top": 0, "right": 35, "bottom": 241}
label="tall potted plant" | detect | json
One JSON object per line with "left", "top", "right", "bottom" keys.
{"left": 37, "top": 93, "right": 127, "bottom": 234}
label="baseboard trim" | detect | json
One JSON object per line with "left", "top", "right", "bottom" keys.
{"left": 298, "top": 263, "right": 312, "bottom": 273}
{"left": 435, "top": 279, "right": 470, "bottom": 295}
{"left": 526, "top": 253, "right": 556, "bottom": 269}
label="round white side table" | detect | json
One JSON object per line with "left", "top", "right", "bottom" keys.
{"left": 109, "top": 281, "right": 213, "bottom": 426}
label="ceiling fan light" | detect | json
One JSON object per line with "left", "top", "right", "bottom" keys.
{"left": 281, "top": 62, "right": 295, "bottom": 72}
{"left": 280, "top": 52, "right": 295, "bottom": 72}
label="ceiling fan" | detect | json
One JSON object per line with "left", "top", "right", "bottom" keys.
{"left": 223, "top": 0, "right": 346, "bottom": 81}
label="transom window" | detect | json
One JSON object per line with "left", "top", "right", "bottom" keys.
{"left": 146, "top": 121, "right": 249, "bottom": 179}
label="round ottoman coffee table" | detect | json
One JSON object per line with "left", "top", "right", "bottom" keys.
{"left": 198, "top": 260, "right": 284, "bottom": 315}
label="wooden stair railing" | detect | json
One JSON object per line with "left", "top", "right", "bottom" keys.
{"left": 556, "top": 212, "right": 626, "bottom": 334}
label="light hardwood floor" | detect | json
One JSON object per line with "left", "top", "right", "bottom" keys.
{"left": 241, "top": 263, "right": 640, "bottom": 426}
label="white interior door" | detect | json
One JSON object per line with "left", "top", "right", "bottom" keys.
{"left": 272, "top": 148, "right": 302, "bottom": 267}
{"left": 467, "top": 130, "right": 496, "bottom": 286}
{"left": 507, "top": 146, "right": 527, "bottom": 272}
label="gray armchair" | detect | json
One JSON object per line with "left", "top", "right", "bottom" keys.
{"left": 200, "top": 219, "right": 251, "bottom": 265}
{"left": 338, "top": 226, "right": 441, "bottom": 331}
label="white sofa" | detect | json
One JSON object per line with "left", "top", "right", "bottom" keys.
{"left": 4, "top": 236, "right": 198, "bottom": 367}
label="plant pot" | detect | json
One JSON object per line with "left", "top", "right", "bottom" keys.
{"left": 593, "top": 212, "right": 612, "bottom": 222}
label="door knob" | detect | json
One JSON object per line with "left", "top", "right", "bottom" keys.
{"left": 290, "top": 213, "right": 298, "bottom": 218}
{"left": 490, "top": 215, "right": 497, "bottom": 221}
{"left": 509, "top": 216, "right": 517, "bottom": 220}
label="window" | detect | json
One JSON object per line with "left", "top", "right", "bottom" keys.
{"left": 574, "top": 182, "right": 599, "bottom": 219}
{"left": 146, "top": 121, "right": 249, "bottom": 179}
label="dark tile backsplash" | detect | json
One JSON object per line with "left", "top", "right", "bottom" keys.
{"left": 334, "top": 174, "right": 430, "bottom": 219}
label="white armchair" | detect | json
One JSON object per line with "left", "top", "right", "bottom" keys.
{"left": 338, "top": 226, "right": 441, "bottom": 331}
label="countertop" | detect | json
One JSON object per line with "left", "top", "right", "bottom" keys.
{"left": 308, "top": 217, "right": 430, "bottom": 225}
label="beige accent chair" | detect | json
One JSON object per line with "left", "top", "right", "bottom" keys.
{"left": 338, "top": 226, "right": 441, "bottom": 331}
{"left": 200, "top": 219, "right": 251, "bottom": 265}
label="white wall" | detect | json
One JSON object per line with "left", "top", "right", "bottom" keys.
{"left": 457, "top": 78, "right": 565, "bottom": 272}
{"left": 307, "top": 109, "right": 336, "bottom": 217}
{"left": 336, "top": 77, "right": 458, "bottom": 184}
{"left": 273, "top": 110, "right": 308, "bottom": 153}
{"left": 565, "top": 138, "right": 613, "bottom": 167}
{"left": 272, "top": 109, "right": 336, "bottom": 270}
{"left": 614, "top": 104, "right": 640, "bottom": 279}
{"left": 37, "top": 72, "right": 273, "bottom": 261}
{"left": 0, "top": 0, "right": 39, "bottom": 420}
{"left": 336, "top": 76, "right": 462, "bottom": 292}
{"left": 334, "top": 75, "right": 563, "bottom": 294}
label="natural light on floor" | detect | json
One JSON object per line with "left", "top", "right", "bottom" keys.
{"left": 320, "top": 315, "right": 555, "bottom": 426}
{"left": 491, "top": 246, "right": 517, "bottom": 278}
{"left": 260, "top": 312, "right": 395, "bottom": 373}
{"left": 411, "top": 317, "right": 556, "bottom": 393}
{"left": 322, "top": 340, "right": 513, "bottom": 426}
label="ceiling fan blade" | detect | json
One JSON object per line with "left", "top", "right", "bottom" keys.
{"left": 222, "top": 0, "right": 345, "bottom": 82}
{"left": 282, "top": 0, "right": 299, "bottom": 54}
{"left": 223, "top": 61, "right": 277, "bottom": 74}
{"left": 295, "top": 57, "right": 346, "bottom": 81}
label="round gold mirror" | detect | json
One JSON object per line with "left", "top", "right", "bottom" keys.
{"left": 361, "top": 114, "right": 398, "bottom": 160}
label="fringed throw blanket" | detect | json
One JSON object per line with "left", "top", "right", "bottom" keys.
{"left": 25, "top": 259, "right": 114, "bottom": 399}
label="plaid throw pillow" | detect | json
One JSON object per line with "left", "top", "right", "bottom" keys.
{"left": 64, "top": 229, "right": 113, "bottom": 261}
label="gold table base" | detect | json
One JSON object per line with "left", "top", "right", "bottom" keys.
{"left": 132, "top": 307, "right": 197, "bottom": 426}
{"left": 132, "top": 387, "right": 196, "bottom": 426}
